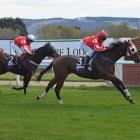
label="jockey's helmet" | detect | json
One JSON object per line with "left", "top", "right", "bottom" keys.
{"left": 98, "top": 30, "right": 108, "bottom": 41}
{"left": 27, "top": 34, "right": 35, "bottom": 41}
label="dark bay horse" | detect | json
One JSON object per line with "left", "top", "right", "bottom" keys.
{"left": 0, "top": 43, "right": 58, "bottom": 94}
{"left": 37, "top": 40, "right": 140, "bottom": 104}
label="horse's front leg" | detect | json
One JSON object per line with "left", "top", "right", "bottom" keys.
{"left": 22, "top": 73, "right": 32, "bottom": 95}
{"left": 111, "top": 78, "right": 134, "bottom": 104}
{"left": 12, "top": 76, "right": 24, "bottom": 91}
{"left": 37, "top": 78, "right": 57, "bottom": 100}
{"left": 12, "top": 73, "right": 32, "bottom": 95}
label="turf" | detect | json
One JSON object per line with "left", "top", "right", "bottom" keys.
{"left": 0, "top": 85, "right": 140, "bottom": 140}
{"left": 0, "top": 72, "right": 99, "bottom": 82}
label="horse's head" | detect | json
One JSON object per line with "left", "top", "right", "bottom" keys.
{"left": 35, "top": 42, "right": 59, "bottom": 58}
{"left": 44, "top": 42, "right": 59, "bottom": 57}
{"left": 124, "top": 40, "right": 140, "bottom": 63}
{"left": 109, "top": 40, "right": 140, "bottom": 63}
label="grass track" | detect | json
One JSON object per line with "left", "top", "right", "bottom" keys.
{"left": 0, "top": 85, "right": 140, "bottom": 140}
{"left": 0, "top": 72, "right": 99, "bottom": 82}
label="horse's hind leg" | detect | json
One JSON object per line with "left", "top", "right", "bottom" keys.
{"left": 55, "top": 81, "right": 64, "bottom": 104}
{"left": 53, "top": 71, "right": 68, "bottom": 104}
{"left": 36, "top": 78, "right": 56, "bottom": 100}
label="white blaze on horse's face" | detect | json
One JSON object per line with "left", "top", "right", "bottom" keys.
{"left": 127, "top": 41, "right": 138, "bottom": 56}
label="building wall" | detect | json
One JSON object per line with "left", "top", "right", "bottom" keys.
{"left": 123, "top": 64, "right": 140, "bottom": 85}
{"left": 132, "top": 37, "right": 140, "bottom": 48}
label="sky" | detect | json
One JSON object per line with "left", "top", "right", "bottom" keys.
{"left": 0, "top": 0, "right": 140, "bottom": 19}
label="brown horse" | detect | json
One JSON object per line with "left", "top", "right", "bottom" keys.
{"left": 0, "top": 42, "right": 58, "bottom": 94}
{"left": 37, "top": 40, "right": 140, "bottom": 104}
{"left": 0, "top": 48, "right": 7, "bottom": 65}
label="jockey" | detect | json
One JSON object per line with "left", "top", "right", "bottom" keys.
{"left": 13, "top": 34, "right": 35, "bottom": 65}
{"left": 13, "top": 34, "right": 35, "bottom": 56}
{"left": 80, "top": 30, "right": 108, "bottom": 67}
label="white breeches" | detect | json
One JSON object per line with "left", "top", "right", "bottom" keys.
{"left": 12, "top": 44, "right": 22, "bottom": 56}
{"left": 80, "top": 40, "right": 94, "bottom": 57}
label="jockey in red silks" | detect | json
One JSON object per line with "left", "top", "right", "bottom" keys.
{"left": 80, "top": 30, "right": 108, "bottom": 67}
{"left": 14, "top": 34, "right": 35, "bottom": 57}
{"left": 8, "top": 34, "right": 35, "bottom": 67}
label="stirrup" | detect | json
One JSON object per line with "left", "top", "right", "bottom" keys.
{"left": 84, "top": 64, "right": 90, "bottom": 70}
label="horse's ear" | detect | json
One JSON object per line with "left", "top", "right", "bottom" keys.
{"left": 125, "top": 40, "right": 132, "bottom": 45}
{"left": 0, "top": 48, "right": 4, "bottom": 53}
{"left": 127, "top": 40, "right": 131, "bottom": 43}
{"left": 123, "top": 39, "right": 132, "bottom": 44}
{"left": 46, "top": 42, "right": 51, "bottom": 46}
{"left": 124, "top": 40, "right": 128, "bottom": 44}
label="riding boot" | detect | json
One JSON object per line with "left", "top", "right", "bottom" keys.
{"left": 83, "top": 56, "right": 90, "bottom": 69}
{"left": 12, "top": 56, "right": 18, "bottom": 65}
{"left": 14, "top": 56, "right": 22, "bottom": 69}
{"left": 17, "top": 59, "right": 23, "bottom": 69}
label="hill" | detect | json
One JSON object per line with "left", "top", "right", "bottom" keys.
{"left": 23, "top": 17, "right": 140, "bottom": 35}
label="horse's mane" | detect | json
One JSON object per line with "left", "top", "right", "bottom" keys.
{"left": 110, "top": 40, "right": 122, "bottom": 47}
{"left": 108, "top": 39, "right": 127, "bottom": 51}
{"left": 34, "top": 42, "right": 54, "bottom": 53}
{"left": 33, "top": 42, "right": 59, "bottom": 58}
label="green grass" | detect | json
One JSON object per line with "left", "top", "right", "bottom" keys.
{"left": 0, "top": 85, "right": 140, "bottom": 140}
{"left": 0, "top": 72, "right": 98, "bottom": 82}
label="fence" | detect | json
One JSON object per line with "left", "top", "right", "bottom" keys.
{"left": 1, "top": 39, "right": 140, "bottom": 86}
{"left": 14, "top": 59, "right": 140, "bottom": 86}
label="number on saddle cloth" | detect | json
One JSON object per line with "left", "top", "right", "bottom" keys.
{"left": 8, "top": 55, "right": 18, "bottom": 66}
{"left": 77, "top": 56, "right": 85, "bottom": 66}
{"left": 76, "top": 55, "right": 96, "bottom": 72}
{"left": 77, "top": 56, "right": 93, "bottom": 66}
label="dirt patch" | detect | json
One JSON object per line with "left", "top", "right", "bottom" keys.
{"left": 0, "top": 80, "right": 107, "bottom": 87}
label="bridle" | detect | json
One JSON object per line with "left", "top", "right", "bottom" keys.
{"left": 126, "top": 41, "right": 138, "bottom": 56}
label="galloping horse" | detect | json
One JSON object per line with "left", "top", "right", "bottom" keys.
{"left": 0, "top": 43, "right": 58, "bottom": 94}
{"left": 37, "top": 40, "right": 140, "bottom": 104}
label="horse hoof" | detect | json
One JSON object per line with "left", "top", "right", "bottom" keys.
{"left": 57, "top": 100, "right": 63, "bottom": 104}
{"left": 36, "top": 96, "right": 40, "bottom": 100}
{"left": 36, "top": 76, "right": 41, "bottom": 81}
{"left": 129, "top": 99, "right": 135, "bottom": 104}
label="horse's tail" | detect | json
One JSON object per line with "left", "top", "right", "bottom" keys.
{"left": 37, "top": 61, "right": 53, "bottom": 81}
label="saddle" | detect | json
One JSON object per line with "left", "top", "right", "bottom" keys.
{"left": 76, "top": 56, "right": 92, "bottom": 71}
{"left": 5, "top": 53, "right": 27, "bottom": 69}
{"left": 76, "top": 53, "right": 99, "bottom": 72}
{"left": 5, "top": 54, "right": 19, "bottom": 65}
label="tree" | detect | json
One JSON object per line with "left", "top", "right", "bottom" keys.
{"left": 15, "top": 18, "right": 28, "bottom": 35}
{"left": 0, "top": 17, "right": 28, "bottom": 39}
{"left": 38, "top": 24, "right": 140, "bottom": 39}
{"left": 38, "top": 25, "right": 81, "bottom": 39}
{"left": 91, "top": 23, "right": 140, "bottom": 38}
{"left": 0, "top": 28, "right": 20, "bottom": 39}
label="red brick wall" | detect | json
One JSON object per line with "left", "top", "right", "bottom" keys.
{"left": 132, "top": 38, "right": 140, "bottom": 48}
{"left": 123, "top": 64, "right": 140, "bottom": 85}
